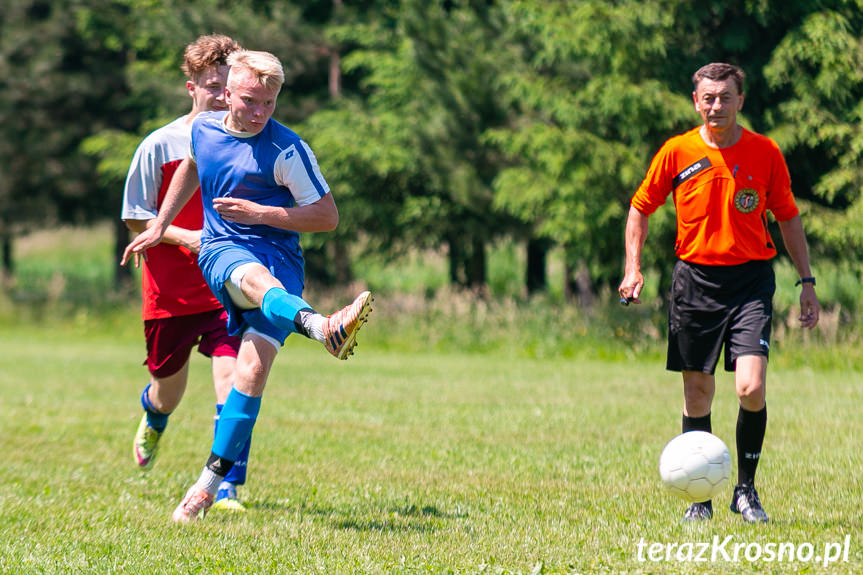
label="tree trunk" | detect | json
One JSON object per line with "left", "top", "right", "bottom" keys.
{"left": 466, "top": 235, "right": 486, "bottom": 290}
{"left": 329, "top": 38, "right": 341, "bottom": 99}
{"left": 573, "top": 259, "right": 595, "bottom": 308}
{"left": 563, "top": 261, "right": 575, "bottom": 301}
{"left": 113, "top": 218, "right": 132, "bottom": 291}
{"left": 448, "top": 235, "right": 463, "bottom": 286}
{"left": 525, "top": 237, "right": 549, "bottom": 295}
{"left": 563, "top": 258, "right": 596, "bottom": 307}
{"left": 447, "top": 234, "right": 487, "bottom": 290}
{"left": 327, "top": 0, "right": 347, "bottom": 286}
{"left": 1, "top": 232, "right": 13, "bottom": 287}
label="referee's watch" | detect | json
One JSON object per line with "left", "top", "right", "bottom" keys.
{"left": 795, "top": 277, "right": 816, "bottom": 287}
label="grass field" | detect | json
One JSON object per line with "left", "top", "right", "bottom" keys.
{"left": 1, "top": 224, "right": 861, "bottom": 573}
{"left": 1, "top": 317, "right": 860, "bottom": 574}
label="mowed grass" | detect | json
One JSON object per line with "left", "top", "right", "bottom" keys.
{"left": 0, "top": 321, "right": 861, "bottom": 574}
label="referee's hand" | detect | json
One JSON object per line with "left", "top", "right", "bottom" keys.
{"left": 799, "top": 285, "right": 820, "bottom": 329}
{"left": 618, "top": 272, "right": 643, "bottom": 307}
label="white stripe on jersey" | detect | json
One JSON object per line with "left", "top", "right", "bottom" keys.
{"left": 273, "top": 141, "right": 329, "bottom": 207}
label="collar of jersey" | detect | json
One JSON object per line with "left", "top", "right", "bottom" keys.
{"left": 222, "top": 115, "right": 259, "bottom": 139}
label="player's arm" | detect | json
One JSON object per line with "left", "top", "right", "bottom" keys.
{"left": 124, "top": 219, "right": 202, "bottom": 253}
{"left": 213, "top": 139, "right": 337, "bottom": 232}
{"left": 212, "top": 192, "right": 338, "bottom": 233}
{"left": 777, "top": 214, "right": 820, "bottom": 329}
{"left": 618, "top": 206, "right": 650, "bottom": 305}
{"left": 122, "top": 157, "right": 200, "bottom": 266}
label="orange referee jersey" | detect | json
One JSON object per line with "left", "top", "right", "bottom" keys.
{"left": 631, "top": 127, "right": 799, "bottom": 266}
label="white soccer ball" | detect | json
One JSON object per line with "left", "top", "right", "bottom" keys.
{"left": 658, "top": 431, "right": 731, "bottom": 502}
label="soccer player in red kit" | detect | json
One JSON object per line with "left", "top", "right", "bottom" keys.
{"left": 121, "top": 34, "right": 250, "bottom": 511}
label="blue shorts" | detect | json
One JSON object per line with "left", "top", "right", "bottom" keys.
{"left": 198, "top": 238, "right": 305, "bottom": 345}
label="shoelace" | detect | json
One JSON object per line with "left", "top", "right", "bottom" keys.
{"left": 185, "top": 493, "right": 210, "bottom": 512}
{"left": 738, "top": 486, "right": 760, "bottom": 509}
{"left": 746, "top": 488, "right": 761, "bottom": 506}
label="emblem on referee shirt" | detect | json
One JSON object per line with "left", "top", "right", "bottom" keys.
{"left": 733, "top": 189, "right": 759, "bottom": 213}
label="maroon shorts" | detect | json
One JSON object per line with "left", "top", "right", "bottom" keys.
{"left": 143, "top": 308, "right": 240, "bottom": 378}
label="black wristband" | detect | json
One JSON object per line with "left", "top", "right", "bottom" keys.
{"left": 795, "top": 277, "right": 816, "bottom": 287}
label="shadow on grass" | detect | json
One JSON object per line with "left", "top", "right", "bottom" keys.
{"left": 250, "top": 500, "right": 467, "bottom": 533}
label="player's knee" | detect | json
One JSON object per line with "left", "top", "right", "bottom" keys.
{"left": 736, "top": 381, "right": 765, "bottom": 407}
{"left": 234, "top": 359, "right": 268, "bottom": 395}
{"left": 148, "top": 378, "right": 186, "bottom": 412}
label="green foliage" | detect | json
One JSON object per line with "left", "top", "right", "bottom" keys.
{"left": 3, "top": 0, "right": 862, "bottom": 299}
{"left": 78, "top": 0, "right": 328, "bottom": 193}
{"left": 304, "top": 1, "right": 521, "bottom": 286}
{"left": 8, "top": 225, "right": 863, "bottom": 373}
{"left": 487, "top": 1, "right": 694, "bottom": 288}
{"left": 80, "top": 130, "right": 147, "bottom": 191}
{"left": 0, "top": 224, "right": 128, "bottom": 314}
{"left": 0, "top": 0, "right": 132, "bottom": 230}
{"left": 765, "top": 5, "right": 863, "bottom": 258}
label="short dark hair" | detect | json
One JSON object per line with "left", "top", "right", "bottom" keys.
{"left": 182, "top": 34, "right": 242, "bottom": 81}
{"left": 692, "top": 63, "right": 745, "bottom": 95}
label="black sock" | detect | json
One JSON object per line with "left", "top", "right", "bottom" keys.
{"left": 206, "top": 452, "right": 235, "bottom": 478}
{"left": 736, "top": 405, "right": 767, "bottom": 486}
{"left": 682, "top": 412, "right": 713, "bottom": 511}
{"left": 293, "top": 307, "right": 316, "bottom": 338}
{"left": 682, "top": 412, "right": 712, "bottom": 434}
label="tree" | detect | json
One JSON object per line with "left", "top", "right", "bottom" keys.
{"left": 764, "top": 5, "right": 863, "bottom": 258}
{"left": 487, "top": 0, "right": 693, "bottom": 300}
{"left": 5, "top": 0, "right": 860, "bottom": 305}
{"left": 80, "top": 0, "right": 329, "bottom": 288}
{"left": 0, "top": 0, "right": 135, "bottom": 281}
{"left": 303, "top": 0, "right": 520, "bottom": 290}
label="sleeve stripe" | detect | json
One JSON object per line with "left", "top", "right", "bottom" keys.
{"left": 295, "top": 141, "right": 327, "bottom": 199}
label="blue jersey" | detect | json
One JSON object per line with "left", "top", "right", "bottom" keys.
{"left": 191, "top": 111, "right": 329, "bottom": 254}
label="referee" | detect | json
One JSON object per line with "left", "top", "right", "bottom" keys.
{"left": 618, "top": 63, "right": 821, "bottom": 523}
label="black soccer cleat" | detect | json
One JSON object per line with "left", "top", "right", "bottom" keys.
{"left": 683, "top": 500, "right": 713, "bottom": 522}
{"left": 730, "top": 484, "right": 769, "bottom": 523}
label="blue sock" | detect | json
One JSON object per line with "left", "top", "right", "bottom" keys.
{"left": 212, "top": 388, "right": 261, "bottom": 462}
{"left": 215, "top": 404, "right": 252, "bottom": 486}
{"left": 216, "top": 481, "right": 238, "bottom": 501}
{"left": 261, "top": 287, "right": 312, "bottom": 334}
{"left": 140, "top": 384, "right": 169, "bottom": 432}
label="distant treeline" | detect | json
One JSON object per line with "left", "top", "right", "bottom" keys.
{"left": 1, "top": 0, "right": 861, "bottom": 300}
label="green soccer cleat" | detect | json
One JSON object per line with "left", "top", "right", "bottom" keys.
{"left": 133, "top": 414, "right": 162, "bottom": 470}
{"left": 212, "top": 483, "right": 247, "bottom": 512}
{"left": 323, "top": 291, "right": 373, "bottom": 360}
{"left": 212, "top": 497, "right": 247, "bottom": 512}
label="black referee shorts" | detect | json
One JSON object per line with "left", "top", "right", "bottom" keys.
{"left": 667, "top": 259, "right": 775, "bottom": 374}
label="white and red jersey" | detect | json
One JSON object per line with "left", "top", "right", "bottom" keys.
{"left": 121, "top": 116, "right": 222, "bottom": 320}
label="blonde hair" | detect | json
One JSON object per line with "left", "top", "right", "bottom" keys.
{"left": 182, "top": 34, "right": 242, "bottom": 81}
{"left": 227, "top": 50, "right": 285, "bottom": 92}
